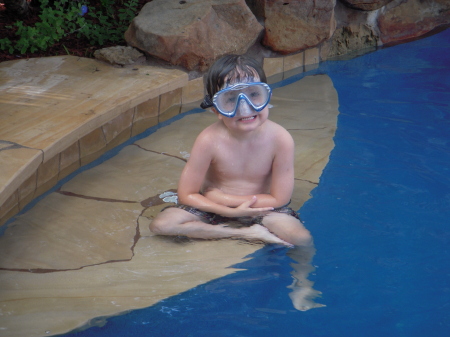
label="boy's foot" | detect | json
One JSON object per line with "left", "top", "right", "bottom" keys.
{"left": 244, "top": 224, "right": 294, "bottom": 247}
{"left": 288, "top": 287, "right": 326, "bottom": 311}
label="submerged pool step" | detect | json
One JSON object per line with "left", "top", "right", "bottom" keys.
{"left": 0, "top": 56, "right": 194, "bottom": 226}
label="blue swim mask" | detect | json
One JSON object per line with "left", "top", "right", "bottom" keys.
{"left": 201, "top": 82, "right": 272, "bottom": 118}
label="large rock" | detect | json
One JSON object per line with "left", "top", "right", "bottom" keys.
{"left": 328, "top": 24, "right": 379, "bottom": 57}
{"left": 340, "top": 0, "right": 393, "bottom": 11}
{"left": 4, "top": 0, "right": 30, "bottom": 17}
{"left": 252, "top": 0, "right": 336, "bottom": 54}
{"left": 124, "top": 0, "right": 263, "bottom": 71}
{"left": 377, "top": 0, "right": 450, "bottom": 44}
{"left": 94, "top": 46, "right": 144, "bottom": 66}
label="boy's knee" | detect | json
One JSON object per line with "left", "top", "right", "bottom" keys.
{"left": 149, "top": 216, "right": 166, "bottom": 235}
{"left": 149, "top": 208, "right": 190, "bottom": 235}
{"left": 295, "top": 228, "right": 313, "bottom": 246}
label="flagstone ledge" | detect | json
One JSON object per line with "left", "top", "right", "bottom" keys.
{"left": 0, "top": 48, "right": 319, "bottom": 227}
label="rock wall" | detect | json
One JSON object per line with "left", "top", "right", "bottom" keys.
{"left": 125, "top": 0, "right": 450, "bottom": 71}
{"left": 258, "top": 0, "right": 337, "bottom": 54}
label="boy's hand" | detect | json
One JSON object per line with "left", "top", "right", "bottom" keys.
{"left": 232, "top": 196, "right": 274, "bottom": 217}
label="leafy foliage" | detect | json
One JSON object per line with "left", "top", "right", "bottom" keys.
{"left": 0, "top": 0, "right": 140, "bottom": 55}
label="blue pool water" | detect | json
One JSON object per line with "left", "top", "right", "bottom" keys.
{"left": 64, "top": 28, "right": 450, "bottom": 337}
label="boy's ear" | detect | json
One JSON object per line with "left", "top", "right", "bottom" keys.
{"left": 211, "top": 108, "right": 223, "bottom": 119}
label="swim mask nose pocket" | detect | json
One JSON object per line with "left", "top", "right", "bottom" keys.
{"left": 211, "top": 82, "right": 272, "bottom": 118}
{"left": 235, "top": 97, "right": 254, "bottom": 117}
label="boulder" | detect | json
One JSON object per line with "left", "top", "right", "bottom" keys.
{"left": 377, "top": 0, "right": 450, "bottom": 44}
{"left": 339, "top": 0, "right": 393, "bottom": 11}
{"left": 94, "top": 46, "right": 144, "bottom": 66}
{"left": 328, "top": 24, "right": 379, "bottom": 57}
{"left": 124, "top": 0, "right": 263, "bottom": 71}
{"left": 252, "top": 0, "right": 336, "bottom": 54}
{"left": 3, "top": 0, "right": 30, "bottom": 17}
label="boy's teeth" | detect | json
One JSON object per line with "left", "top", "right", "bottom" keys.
{"left": 241, "top": 116, "right": 255, "bottom": 121}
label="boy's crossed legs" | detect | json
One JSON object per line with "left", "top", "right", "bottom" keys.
{"left": 150, "top": 206, "right": 323, "bottom": 311}
{"left": 150, "top": 206, "right": 312, "bottom": 247}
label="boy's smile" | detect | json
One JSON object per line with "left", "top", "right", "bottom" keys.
{"left": 238, "top": 115, "right": 257, "bottom": 122}
{"left": 217, "top": 104, "right": 269, "bottom": 134}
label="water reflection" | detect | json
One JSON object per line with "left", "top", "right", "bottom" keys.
{"left": 287, "top": 245, "right": 325, "bottom": 311}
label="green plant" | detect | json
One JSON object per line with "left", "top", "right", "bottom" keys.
{"left": 0, "top": 0, "right": 139, "bottom": 55}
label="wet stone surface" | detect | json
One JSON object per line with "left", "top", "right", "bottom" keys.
{"left": 0, "top": 74, "right": 338, "bottom": 337}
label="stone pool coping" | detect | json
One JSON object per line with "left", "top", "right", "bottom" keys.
{"left": 0, "top": 48, "right": 319, "bottom": 227}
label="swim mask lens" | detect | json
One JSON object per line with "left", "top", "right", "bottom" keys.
{"left": 212, "top": 82, "right": 272, "bottom": 118}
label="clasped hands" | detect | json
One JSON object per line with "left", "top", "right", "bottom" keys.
{"left": 203, "top": 187, "right": 274, "bottom": 218}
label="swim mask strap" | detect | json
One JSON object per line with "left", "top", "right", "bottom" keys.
{"left": 200, "top": 94, "right": 214, "bottom": 109}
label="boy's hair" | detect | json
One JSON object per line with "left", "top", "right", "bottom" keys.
{"left": 201, "top": 54, "right": 267, "bottom": 109}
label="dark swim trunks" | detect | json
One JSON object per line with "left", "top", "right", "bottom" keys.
{"left": 164, "top": 203, "right": 300, "bottom": 228}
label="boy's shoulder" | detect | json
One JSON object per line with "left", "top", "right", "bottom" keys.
{"left": 266, "top": 119, "right": 287, "bottom": 131}
{"left": 194, "top": 121, "right": 225, "bottom": 144}
{"left": 198, "top": 120, "right": 224, "bottom": 135}
{"left": 195, "top": 119, "right": 292, "bottom": 145}
{"left": 265, "top": 119, "right": 294, "bottom": 139}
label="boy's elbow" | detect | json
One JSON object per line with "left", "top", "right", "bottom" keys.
{"left": 272, "top": 194, "right": 292, "bottom": 208}
{"left": 177, "top": 192, "right": 195, "bottom": 206}
{"left": 272, "top": 186, "right": 294, "bottom": 208}
{"left": 177, "top": 195, "right": 187, "bottom": 206}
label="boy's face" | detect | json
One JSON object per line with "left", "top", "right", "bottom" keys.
{"left": 213, "top": 73, "right": 271, "bottom": 131}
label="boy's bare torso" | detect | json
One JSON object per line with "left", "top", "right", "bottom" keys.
{"left": 201, "top": 119, "right": 283, "bottom": 197}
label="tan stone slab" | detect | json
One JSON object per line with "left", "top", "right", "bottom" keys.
{"left": 35, "top": 154, "right": 59, "bottom": 194}
{"left": 0, "top": 191, "right": 19, "bottom": 227}
{"left": 18, "top": 171, "right": 37, "bottom": 210}
{"left": 0, "top": 56, "right": 188, "bottom": 162}
{"left": 79, "top": 127, "right": 107, "bottom": 166}
{"left": 134, "top": 96, "right": 159, "bottom": 120}
{"left": 283, "top": 52, "right": 304, "bottom": 72}
{"left": 132, "top": 96, "right": 160, "bottom": 136}
{"left": 135, "top": 111, "right": 218, "bottom": 155}
{"left": 0, "top": 146, "right": 42, "bottom": 207}
{"left": 0, "top": 230, "right": 260, "bottom": 337}
{"left": 102, "top": 107, "right": 134, "bottom": 145}
{"left": 305, "top": 47, "right": 320, "bottom": 65}
{"left": 58, "top": 141, "right": 80, "bottom": 181}
{"left": 61, "top": 144, "right": 186, "bottom": 202}
{"left": 180, "top": 100, "right": 203, "bottom": 114}
{"left": 158, "top": 105, "right": 181, "bottom": 124}
{"left": 182, "top": 77, "right": 204, "bottom": 104}
{"left": 263, "top": 57, "right": 284, "bottom": 78}
{"left": 0, "top": 192, "right": 143, "bottom": 270}
{"left": 159, "top": 87, "right": 182, "bottom": 114}
{"left": 131, "top": 115, "right": 159, "bottom": 137}
{"left": 291, "top": 179, "right": 319, "bottom": 212}
{"left": 267, "top": 75, "right": 338, "bottom": 184}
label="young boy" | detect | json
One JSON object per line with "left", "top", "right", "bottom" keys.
{"left": 150, "top": 55, "right": 312, "bottom": 248}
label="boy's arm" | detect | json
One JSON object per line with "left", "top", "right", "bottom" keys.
{"left": 264, "top": 129, "right": 295, "bottom": 206}
{"left": 177, "top": 130, "right": 273, "bottom": 217}
{"left": 204, "top": 130, "right": 295, "bottom": 208}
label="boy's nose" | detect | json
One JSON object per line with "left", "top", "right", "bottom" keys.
{"left": 236, "top": 98, "right": 254, "bottom": 116}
